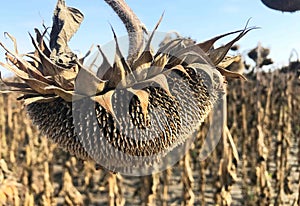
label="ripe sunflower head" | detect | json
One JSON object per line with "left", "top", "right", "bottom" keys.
{"left": 0, "top": 0, "right": 255, "bottom": 174}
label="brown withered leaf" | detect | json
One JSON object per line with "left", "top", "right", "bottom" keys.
{"left": 147, "top": 53, "right": 168, "bottom": 78}
{"left": 23, "top": 96, "right": 59, "bottom": 105}
{"left": 216, "top": 67, "right": 247, "bottom": 80}
{"left": 103, "top": 27, "right": 133, "bottom": 88}
{"left": 218, "top": 55, "right": 241, "bottom": 69}
{"left": 127, "top": 88, "right": 150, "bottom": 123}
{"left": 96, "top": 45, "right": 113, "bottom": 79}
{"left": 4, "top": 32, "right": 18, "bottom": 54}
{"left": 0, "top": 71, "right": 30, "bottom": 89}
{"left": 111, "top": 26, "right": 133, "bottom": 76}
{"left": 156, "top": 38, "right": 186, "bottom": 57}
{"left": 141, "top": 73, "right": 173, "bottom": 97}
{"left": 74, "top": 63, "right": 107, "bottom": 96}
{"left": 44, "top": 85, "right": 82, "bottom": 102}
{"left": 196, "top": 30, "right": 243, "bottom": 53}
{"left": 208, "top": 27, "right": 257, "bottom": 66}
{"left": 132, "top": 13, "right": 164, "bottom": 77}
{"left": 29, "top": 33, "right": 79, "bottom": 90}
{"left": 34, "top": 29, "right": 51, "bottom": 57}
{"left": 164, "top": 65, "right": 191, "bottom": 80}
{"left": 50, "top": 0, "right": 84, "bottom": 55}
{"left": 0, "top": 62, "right": 52, "bottom": 95}
{"left": 29, "top": 33, "right": 78, "bottom": 77}
{"left": 172, "top": 42, "right": 213, "bottom": 66}
{"left": 91, "top": 90, "right": 116, "bottom": 119}
{"left": 5, "top": 53, "right": 53, "bottom": 85}
{"left": 79, "top": 44, "right": 94, "bottom": 64}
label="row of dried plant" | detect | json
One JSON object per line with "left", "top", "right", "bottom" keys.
{"left": 0, "top": 62, "right": 299, "bottom": 205}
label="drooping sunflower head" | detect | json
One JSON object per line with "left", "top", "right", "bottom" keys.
{"left": 0, "top": 0, "right": 256, "bottom": 174}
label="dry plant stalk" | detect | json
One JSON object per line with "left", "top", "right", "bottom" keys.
{"left": 182, "top": 152, "right": 195, "bottom": 206}
{"left": 107, "top": 172, "right": 125, "bottom": 206}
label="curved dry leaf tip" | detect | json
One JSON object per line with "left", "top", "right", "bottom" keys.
{"left": 29, "top": 32, "right": 78, "bottom": 79}
{"left": 79, "top": 44, "right": 94, "bottom": 64}
{"left": 156, "top": 38, "right": 183, "bottom": 57}
{"left": 110, "top": 25, "right": 133, "bottom": 71}
{"left": 216, "top": 67, "right": 247, "bottom": 81}
{"left": 131, "top": 13, "right": 165, "bottom": 72}
{"left": 91, "top": 90, "right": 117, "bottom": 120}
{"left": 0, "top": 71, "right": 31, "bottom": 89}
{"left": 96, "top": 45, "right": 113, "bottom": 78}
{"left": 127, "top": 88, "right": 149, "bottom": 123}
{"left": 196, "top": 30, "right": 244, "bottom": 53}
{"left": 34, "top": 28, "right": 51, "bottom": 56}
{"left": 146, "top": 53, "right": 168, "bottom": 78}
{"left": 166, "top": 65, "right": 192, "bottom": 80}
{"left": 74, "top": 61, "right": 107, "bottom": 95}
{"left": 145, "top": 12, "right": 164, "bottom": 51}
{"left": 97, "top": 45, "right": 111, "bottom": 66}
{"left": 3, "top": 32, "right": 18, "bottom": 54}
{"left": 208, "top": 26, "right": 258, "bottom": 66}
{"left": 142, "top": 73, "right": 173, "bottom": 98}
{"left": 44, "top": 85, "right": 74, "bottom": 102}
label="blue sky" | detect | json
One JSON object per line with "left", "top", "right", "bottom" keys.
{"left": 1, "top": 0, "right": 300, "bottom": 76}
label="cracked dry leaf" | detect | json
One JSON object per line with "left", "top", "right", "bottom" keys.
{"left": 50, "top": 0, "right": 84, "bottom": 65}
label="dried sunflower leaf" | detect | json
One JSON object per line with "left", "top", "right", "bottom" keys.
{"left": 217, "top": 55, "right": 241, "bottom": 69}
{"left": 164, "top": 64, "right": 191, "bottom": 80}
{"left": 0, "top": 71, "right": 30, "bottom": 89}
{"left": 34, "top": 28, "right": 51, "bottom": 57}
{"left": 216, "top": 66, "right": 247, "bottom": 80}
{"left": 4, "top": 32, "right": 18, "bottom": 54}
{"left": 96, "top": 45, "right": 113, "bottom": 79}
{"left": 127, "top": 88, "right": 150, "bottom": 122}
{"left": 0, "top": 62, "right": 52, "bottom": 95}
{"left": 5, "top": 53, "right": 53, "bottom": 85}
{"left": 196, "top": 30, "right": 243, "bottom": 53}
{"left": 111, "top": 26, "right": 132, "bottom": 76}
{"left": 29, "top": 33, "right": 78, "bottom": 78}
{"left": 24, "top": 96, "right": 59, "bottom": 105}
{"left": 30, "top": 33, "right": 79, "bottom": 91}
{"left": 104, "top": 27, "right": 134, "bottom": 87}
{"left": 141, "top": 73, "right": 173, "bottom": 98}
{"left": 79, "top": 44, "right": 94, "bottom": 64}
{"left": 132, "top": 50, "right": 153, "bottom": 74}
{"left": 75, "top": 63, "right": 107, "bottom": 96}
{"left": 50, "top": 0, "right": 84, "bottom": 55}
{"left": 208, "top": 27, "right": 257, "bottom": 66}
{"left": 156, "top": 38, "right": 184, "bottom": 57}
{"left": 91, "top": 90, "right": 116, "bottom": 119}
{"left": 44, "top": 85, "right": 79, "bottom": 102}
{"left": 147, "top": 53, "right": 168, "bottom": 78}
{"left": 132, "top": 13, "right": 164, "bottom": 75}
{"left": 0, "top": 89, "right": 36, "bottom": 94}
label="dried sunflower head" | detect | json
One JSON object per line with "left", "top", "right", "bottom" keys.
{"left": 0, "top": 0, "right": 255, "bottom": 175}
